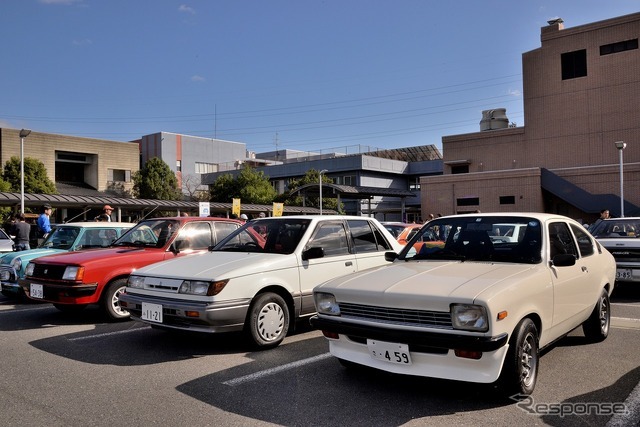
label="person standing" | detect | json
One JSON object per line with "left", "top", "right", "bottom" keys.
{"left": 588, "top": 209, "right": 610, "bottom": 232}
{"left": 12, "top": 213, "right": 31, "bottom": 251}
{"left": 37, "top": 204, "right": 53, "bottom": 239}
{"left": 96, "top": 205, "right": 113, "bottom": 222}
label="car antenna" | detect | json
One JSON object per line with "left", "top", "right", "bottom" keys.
{"left": 137, "top": 205, "right": 159, "bottom": 222}
{"left": 63, "top": 208, "right": 91, "bottom": 223}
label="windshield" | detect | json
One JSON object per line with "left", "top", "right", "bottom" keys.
{"left": 214, "top": 218, "right": 310, "bottom": 254}
{"left": 41, "top": 226, "right": 80, "bottom": 250}
{"left": 399, "top": 216, "right": 542, "bottom": 264}
{"left": 383, "top": 224, "right": 406, "bottom": 238}
{"left": 114, "top": 219, "right": 179, "bottom": 248}
{"left": 590, "top": 219, "right": 640, "bottom": 238}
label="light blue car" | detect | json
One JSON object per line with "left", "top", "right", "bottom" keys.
{"left": 0, "top": 221, "right": 133, "bottom": 298}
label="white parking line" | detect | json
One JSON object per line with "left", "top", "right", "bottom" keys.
{"left": 68, "top": 326, "right": 151, "bottom": 341}
{"left": 223, "top": 353, "right": 333, "bottom": 386}
{"left": 0, "top": 304, "right": 51, "bottom": 313}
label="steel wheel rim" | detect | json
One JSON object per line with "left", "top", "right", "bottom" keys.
{"left": 112, "top": 285, "right": 128, "bottom": 317}
{"left": 520, "top": 332, "right": 537, "bottom": 387}
{"left": 257, "top": 302, "right": 284, "bottom": 341}
{"left": 599, "top": 295, "right": 610, "bottom": 334}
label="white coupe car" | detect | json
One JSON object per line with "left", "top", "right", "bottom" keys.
{"left": 311, "top": 213, "right": 616, "bottom": 395}
{"left": 119, "top": 215, "right": 402, "bottom": 349}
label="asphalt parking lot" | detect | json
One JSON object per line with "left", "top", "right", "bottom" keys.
{"left": 0, "top": 285, "right": 639, "bottom": 427}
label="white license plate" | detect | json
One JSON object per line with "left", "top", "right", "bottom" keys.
{"left": 367, "top": 339, "right": 412, "bottom": 365}
{"left": 141, "top": 302, "right": 163, "bottom": 323}
{"left": 616, "top": 269, "right": 633, "bottom": 280}
{"left": 30, "top": 283, "right": 44, "bottom": 299}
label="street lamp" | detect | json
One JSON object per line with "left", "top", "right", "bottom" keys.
{"left": 319, "top": 169, "right": 328, "bottom": 215}
{"left": 615, "top": 141, "right": 626, "bottom": 218}
{"left": 19, "top": 129, "right": 31, "bottom": 214}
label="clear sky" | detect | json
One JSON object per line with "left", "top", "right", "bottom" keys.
{"left": 1, "top": 1, "right": 639, "bottom": 156}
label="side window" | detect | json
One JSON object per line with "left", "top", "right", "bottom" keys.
{"left": 371, "top": 222, "right": 393, "bottom": 250}
{"left": 548, "top": 222, "right": 578, "bottom": 259}
{"left": 571, "top": 224, "right": 594, "bottom": 257}
{"left": 214, "top": 222, "right": 240, "bottom": 245}
{"left": 306, "top": 221, "right": 350, "bottom": 257}
{"left": 348, "top": 220, "right": 386, "bottom": 253}
{"left": 177, "top": 222, "right": 213, "bottom": 250}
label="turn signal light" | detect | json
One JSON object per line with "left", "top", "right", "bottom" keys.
{"left": 497, "top": 311, "right": 508, "bottom": 320}
{"left": 185, "top": 311, "right": 200, "bottom": 318}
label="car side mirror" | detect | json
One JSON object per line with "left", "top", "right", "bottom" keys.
{"left": 302, "top": 247, "right": 324, "bottom": 261}
{"left": 385, "top": 251, "right": 398, "bottom": 262}
{"left": 551, "top": 253, "right": 576, "bottom": 267}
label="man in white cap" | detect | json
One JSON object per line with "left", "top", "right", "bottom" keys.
{"left": 239, "top": 214, "right": 248, "bottom": 223}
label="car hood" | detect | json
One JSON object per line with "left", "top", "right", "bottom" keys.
{"left": 133, "top": 251, "right": 297, "bottom": 280}
{"left": 30, "top": 246, "right": 161, "bottom": 266}
{"left": 316, "top": 260, "right": 538, "bottom": 311}
{"left": 0, "top": 248, "right": 66, "bottom": 264}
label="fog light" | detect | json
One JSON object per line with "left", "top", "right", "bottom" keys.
{"left": 454, "top": 349, "right": 482, "bottom": 360}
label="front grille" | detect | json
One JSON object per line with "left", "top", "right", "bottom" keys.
{"left": 339, "top": 302, "right": 453, "bottom": 329}
{"left": 31, "top": 264, "right": 67, "bottom": 280}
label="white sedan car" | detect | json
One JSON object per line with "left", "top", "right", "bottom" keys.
{"left": 119, "top": 215, "right": 402, "bottom": 349}
{"left": 311, "top": 213, "right": 616, "bottom": 395}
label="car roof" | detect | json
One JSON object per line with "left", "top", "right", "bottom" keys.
{"left": 144, "top": 216, "right": 243, "bottom": 223}
{"left": 57, "top": 222, "right": 135, "bottom": 227}
{"left": 437, "top": 212, "right": 578, "bottom": 222}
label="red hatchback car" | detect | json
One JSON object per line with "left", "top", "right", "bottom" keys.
{"left": 19, "top": 216, "right": 242, "bottom": 320}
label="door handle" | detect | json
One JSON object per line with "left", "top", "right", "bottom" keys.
{"left": 345, "top": 261, "right": 353, "bottom": 266}
{"left": 581, "top": 266, "right": 588, "bottom": 272}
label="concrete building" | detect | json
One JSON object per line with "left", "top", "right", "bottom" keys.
{"left": 202, "top": 145, "right": 443, "bottom": 223}
{"left": 422, "top": 12, "right": 640, "bottom": 223}
{"left": 0, "top": 128, "right": 139, "bottom": 195}
{"left": 138, "top": 132, "right": 247, "bottom": 198}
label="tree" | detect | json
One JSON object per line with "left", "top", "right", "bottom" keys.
{"left": 132, "top": 157, "right": 182, "bottom": 200}
{"left": 276, "top": 169, "right": 343, "bottom": 213}
{"left": 209, "top": 165, "right": 276, "bottom": 204}
{"left": 182, "top": 173, "right": 210, "bottom": 202}
{"left": 3, "top": 156, "right": 57, "bottom": 194}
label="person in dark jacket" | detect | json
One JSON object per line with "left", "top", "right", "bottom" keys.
{"left": 12, "top": 213, "right": 31, "bottom": 251}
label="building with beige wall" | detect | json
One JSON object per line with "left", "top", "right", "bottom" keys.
{"left": 422, "top": 12, "right": 640, "bottom": 223}
{"left": 0, "top": 128, "right": 139, "bottom": 194}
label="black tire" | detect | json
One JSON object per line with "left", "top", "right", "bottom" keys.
{"left": 498, "top": 318, "right": 539, "bottom": 396}
{"left": 101, "top": 278, "right": 130, "bottom": 321}
{"left": 53, "top": 303, "right": 88, "bottom": 313}
{"left": 245, "top": 292, "right": 289, "bottom": 349}
{"left": 582, "top": 289, "right": 610, "bottom": 342}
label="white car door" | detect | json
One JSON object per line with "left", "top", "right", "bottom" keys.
{"left": 298, "top": 220, "right": 356, "bottom": 316}
{"left": 548, "top": 221, "right": 593, "bottom": 338}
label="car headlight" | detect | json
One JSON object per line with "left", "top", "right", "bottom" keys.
{"left": 314, "top": 292, "right": 340, "bottom": 316}
{"left": 62, "top": 266, "right": 84, "bottom": 281}
{"left": 128, "top": 275, "right": 145, "bottom": 289}
{"left": 178, "top": 279, "right": 228, "bottom": 296}
{"left": 10, "top": 258, "right": 22, "bottom": 272}
{"left": 25, "top": 262, "right": 35, "bottom": 277}
{"left": 451, "top": 304, "right": 489, "bottom": 332}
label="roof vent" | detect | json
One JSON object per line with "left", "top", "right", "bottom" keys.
{"left": 480, "top": 108, "right": 509, "bottom": 131}
{"left": 547, "top": 17, "right": 564, "bottom": 25}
